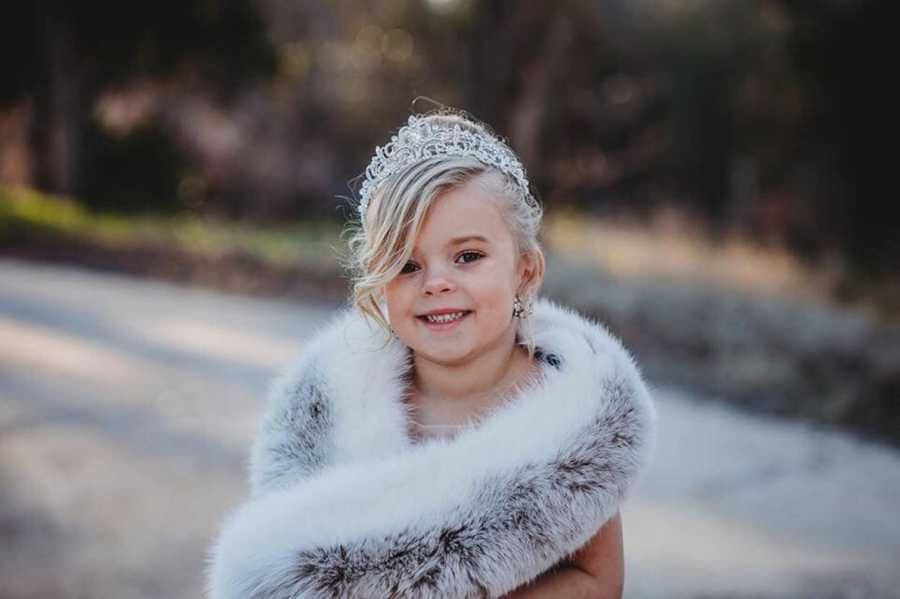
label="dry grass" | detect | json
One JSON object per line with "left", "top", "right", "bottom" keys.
{"left": 543, "top": 207, "right": 844, "bottom": 308}
{"left": 0, "top": 184, "right": 342, "bottom": 272}
{"left": 540, "top": 208, "right": 900, "bottom": 446}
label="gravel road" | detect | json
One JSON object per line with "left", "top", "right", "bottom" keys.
{"left": 2, "top": 257, "right": 898, "bottom": 598}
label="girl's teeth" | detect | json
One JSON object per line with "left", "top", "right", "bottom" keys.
{"left": 425, "top": 311, "right": 465, "bottom": 323}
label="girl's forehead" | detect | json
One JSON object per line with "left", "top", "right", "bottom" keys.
{"left": 413, "top": 180, "right": 512, "bottom": 249}
{"left": 415, "top": 183, "right": 510, "bottom": 241}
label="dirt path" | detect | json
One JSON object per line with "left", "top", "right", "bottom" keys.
{"left": 1, "top": 258, "right": 898, "bottom": 598}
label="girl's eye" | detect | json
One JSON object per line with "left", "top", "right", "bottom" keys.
{"left": 399, "top": 251, "right": 483, "bottom": 275}
{"left": 456, "top": 251, "right": 484, "bottom": 264}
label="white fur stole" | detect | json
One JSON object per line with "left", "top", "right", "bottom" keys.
{"left": 207, "top": 297, "right": 657, "bottom": 598}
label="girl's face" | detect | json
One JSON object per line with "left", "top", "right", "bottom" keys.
{"left": 383, "top": 176, "right": 533, "bottom": 367}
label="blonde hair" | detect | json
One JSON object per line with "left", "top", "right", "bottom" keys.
{"left": 340, "top": 110, "right": 545, "bottom": 357}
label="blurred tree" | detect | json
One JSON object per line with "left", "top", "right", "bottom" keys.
{"left": 782, "top": 0, "right": 895, "bottom": 277}
{"left": 460, "top": 1, "right": 665, "bottom": 212}
{"left": 0, "top": 0, "right": 276, "bottom": 206}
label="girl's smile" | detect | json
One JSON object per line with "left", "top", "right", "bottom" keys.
{"left": 417, "top": 309, "right": 473, "bottom": 331}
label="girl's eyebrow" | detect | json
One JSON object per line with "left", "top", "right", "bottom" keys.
{"left": 448, "top": 235, "right": 489, "bottom": 246}
{"left": 411, "top": 235, "right": 490, "bottom": 255}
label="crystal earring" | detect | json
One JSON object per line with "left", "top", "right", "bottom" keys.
{"left": 512, "top": 294, "right": 531, "bottom": 319}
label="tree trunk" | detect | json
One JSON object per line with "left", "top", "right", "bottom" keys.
{"left": 29, "top": 6, "right": 88, "bottom": 196}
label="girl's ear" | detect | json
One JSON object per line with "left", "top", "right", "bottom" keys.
{"left": 517, "top": 249, "right": 545, "bottom": 297}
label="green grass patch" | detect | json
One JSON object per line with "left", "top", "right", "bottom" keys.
{"left": 0, "top": 185, "right": 345, "bottom": 271}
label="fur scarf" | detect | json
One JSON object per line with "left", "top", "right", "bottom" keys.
{"left": 206, "top": 297, "right": 657, "bottom": 598}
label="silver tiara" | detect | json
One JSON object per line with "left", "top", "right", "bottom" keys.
{"left": 357, "top": 114, "right": 531, "bottom": 225}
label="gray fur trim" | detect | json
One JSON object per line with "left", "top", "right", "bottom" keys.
{"left": 250, "top": 357, "right": 334, "bottom": 497}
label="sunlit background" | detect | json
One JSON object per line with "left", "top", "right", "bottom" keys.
{"left": 1, "top": 1, "right": 897, "bottom": 598}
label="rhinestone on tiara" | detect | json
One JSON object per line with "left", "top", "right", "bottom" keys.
{"left": 357, "top": 114, "right": 531, "bottom": 226}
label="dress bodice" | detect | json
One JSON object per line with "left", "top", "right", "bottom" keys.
{"left": 405, "top": 350, "right": 552, "bottom": 443}
{"left": 408, "top": 421, "right": 467, "bottom": 444}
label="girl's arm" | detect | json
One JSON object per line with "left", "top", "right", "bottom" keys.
{"left": 502, "top": 511, "right": 624, "bottom": 598}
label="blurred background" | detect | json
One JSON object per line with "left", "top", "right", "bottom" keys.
{"left": 1, "top": 1, "right": 898, "bottom": 598}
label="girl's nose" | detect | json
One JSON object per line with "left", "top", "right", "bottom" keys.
{"left": 422, "top": 270, "right": 456, "bottom": 295}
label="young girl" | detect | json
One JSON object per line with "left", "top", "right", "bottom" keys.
{"left": 207, "top": 107, "right": 657, "bottom": 598}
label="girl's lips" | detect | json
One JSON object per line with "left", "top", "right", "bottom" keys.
{"left": 417, "top": 310, "right": 472, "bottom": 331}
